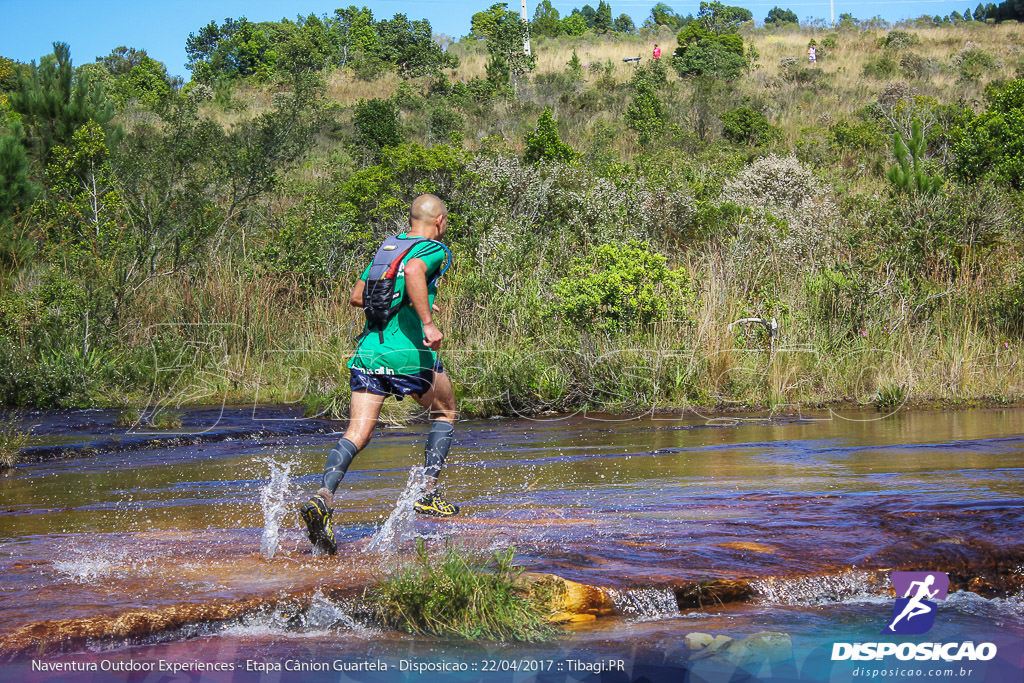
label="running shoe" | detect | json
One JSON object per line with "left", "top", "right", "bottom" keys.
{"left": 299, "top": 494, "right": 337, "bottom": 555}
{"left": 413, "top": 491, "right": 460, "bottom": 517}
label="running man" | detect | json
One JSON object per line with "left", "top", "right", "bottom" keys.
{"left": 888, "top": 574, "right": 938, "bottom": 631}
{"left": 300, "top": 194, "right": 458, "bottom": 555}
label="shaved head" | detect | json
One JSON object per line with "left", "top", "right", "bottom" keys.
{"left": 409, "top": 194, "right": 447, "bottom": 225}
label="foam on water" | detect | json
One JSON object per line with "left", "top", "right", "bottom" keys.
{"left": 751, "top": 570, "right": 889, "bottom": 606}
{"left": 220, "top": 591, "right": 374, "bottom": 639}
{"left": 608, "top": 587, "right": 680, "bottom": 622}
{"left": 259, "top": 460, "right": 293, "bottom": 559}
{"left": 52, "top": 544, "right": 143, "bottom": 583}
{"left": 365, "top": 467, "right": 430, "bottom": 554}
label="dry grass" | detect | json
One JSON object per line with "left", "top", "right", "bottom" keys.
{"left": 217, "top": 23, "right": 1022, "bottom": 146}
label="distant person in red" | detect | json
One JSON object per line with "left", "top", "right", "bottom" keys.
{"left": 653, "top": 44, "right": 661, "bottom": 59}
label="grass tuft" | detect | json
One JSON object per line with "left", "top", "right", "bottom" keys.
{"left": 369, "top": 540, "right": 561, "bottom": 642}
{"left": 0, "top": 413, "right": 30, "bottom": 470}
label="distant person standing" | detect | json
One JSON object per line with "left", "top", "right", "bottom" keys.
{"left": 808, "top": 43, "right": 817, "bottom": 64}
{"left": 652, "top": 44, "right": 662, "bottom": 59}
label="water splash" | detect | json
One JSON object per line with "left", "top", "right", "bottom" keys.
{"left": 608, "top": 587, "right": 680, "bottom": 622}
{"left": 365, "top": 466, "right": 429, "bottom": 554}
{"left": 751, "top": 570, "right": 888, "bottom": 606}
{"left": 260, "top": 460, "right": 293, "bottom": 559}
{"left": 53, "top": 545, "right": 132, "bottom": 583}
{"left": 221, "top": 592, "right": 372, "bottom": 638}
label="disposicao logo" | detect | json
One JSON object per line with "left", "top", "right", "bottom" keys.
{"left": 884, "top": 571, "right": 949, "bottom": 635}
{"left": 831, "top": 571, "right": 998, "bottom": 663}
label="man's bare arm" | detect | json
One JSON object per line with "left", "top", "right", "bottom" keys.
{"left": 349, "top": 280, "right": 365, "bottom": 307}
{"left": 405, "top": 257, "right": 443, "bottom": 350}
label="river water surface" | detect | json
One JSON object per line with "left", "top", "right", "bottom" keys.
{"left": 1, "top": 407, "right": 1022, "bottom": 682}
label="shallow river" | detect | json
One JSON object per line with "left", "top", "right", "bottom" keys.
{"left": 0, "top": 407, "right": 1022, "bottom": 682}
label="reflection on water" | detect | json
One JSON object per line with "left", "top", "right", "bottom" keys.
{"left": 0, "top": 406, "right": 1022, "bottom": 670}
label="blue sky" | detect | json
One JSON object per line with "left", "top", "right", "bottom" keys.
{"left": 2, "top": 0, "right": 989, "bottom": 79}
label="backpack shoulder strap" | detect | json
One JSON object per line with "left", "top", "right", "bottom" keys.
{"left": 366, "top": 235, "right": 426, "bottom": 280}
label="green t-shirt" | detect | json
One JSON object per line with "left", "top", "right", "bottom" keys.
{"left": 348, "top": 234, "right": 449, "bottom": 375}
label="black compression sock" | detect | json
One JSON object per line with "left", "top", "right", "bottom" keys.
{"left": 322, "top": 437, "right": 359, "bottom": 494}
{"left": 424, "top": 421, "right": 454, "bottom": 478}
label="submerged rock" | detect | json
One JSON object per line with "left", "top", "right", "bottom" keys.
{"left": 690, "top": 631, "right": 793, "bottom": 666}
{"left": 684, "top": 632, "right": 733, "bottom": 652}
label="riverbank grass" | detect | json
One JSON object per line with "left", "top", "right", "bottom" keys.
{"left": 0, "top": 414, "right": 29, "bottom": 470}
{"left": 369, "top": 540, "right": 560, "bottom": 642}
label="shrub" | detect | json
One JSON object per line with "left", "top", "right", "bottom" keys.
{"left": 874, "top": 181, "right": 1010, "bottom": 282}
{"left": 863, "top": 56, "right": 898, "bottom": 79}
{"left": 880, "top": 31, "right": 920, "bottom": 50}
{"left": 350, "top": 54, "right": 391, "bottom": 81}
{"left": 352, "top": 97, "right": 404, "bottom": 152}
{"left": 427, "top": 105, "right": 464, "bottom": 144}
{"left": 720, "top": 106, "right": 780, "bottom": 145}
{"left": 672, "top": 7, "right": 748, "bottom": 80}
{"left": 550, "top": 241, "right": 693, "bottom": 331}
{"left": 954, "top": 45, "right": 997, "bottom": 81}
{"left": 625, "top": 66, "right": 665, "bottom": 146}
{"left": 721, "top": 154, "right": 839, "bottom": 267}
{"left": 830, "top": 119, "right": 886, "bottom": 152}
{"left": 780, "top": 57, "right": 826, "bottom": 85}
{"left": 953, "top": 79, "right": 1024, "bottom": 188}
{"left": 369, "top": 540, "right": 559, "bottom": 642}
{"left": 899, "top": 52, "right": 941, "bottom": 80}
{"left": 523, "top": 108, "right": 577, "bottom": 164}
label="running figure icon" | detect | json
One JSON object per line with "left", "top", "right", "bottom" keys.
{"left": 884, "top": 571, "right": 949, "bottom": 635}
{"left": 888, "top": 575, "right": 938, "bottom": 631}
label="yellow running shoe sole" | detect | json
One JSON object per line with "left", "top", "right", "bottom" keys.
{"left": 300, "top": 497, "right": 337, "bottom": 555}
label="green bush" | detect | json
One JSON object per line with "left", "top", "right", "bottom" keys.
{"left": 779, "top": 57, "right": 826, "bottom": 85}
{"left": 953, "top": 79, "right": 1024, "bottom": 188}
{"left": 352, "top": 97, "right": 404, "bottom": 152}
{"left": 720, "top": 106, "right": 779, "bottom": 145}
{"left": 523, "top": 108, "right": 577, "bottom": 164}
{"left": 879, "top": 31, "right": 920, "bottom": 50}
{"left": 427, "top": 105, "right": 464, "bottom": 144}
{"left": 370, "top": 540, "right": 559, "bottom": 642}
{"left": 862, "top": 56, "right": 898, "bottom": 79}
{"left": 350, "top": 54, "right": 391, "bottom": 81}
{"left": 956, "top": 47, "right": 997, "bottom": 81}
{"left": 830, "top": 119, "right": 886, "bottom": 152}
{"left": 625, "top": 66, "right": 665, "bottom": 146}
{"left": 0, "top": 121, "right": 35, "bottom": 221}
{"left": 550, "top": 242, "right": 693, "bottom": 331}
{"left": 672, "top": 3, "right": 748, "bottom": 80}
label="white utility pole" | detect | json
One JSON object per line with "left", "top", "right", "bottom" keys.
{"left": 830, "top": 0, "right": 835, "bottom": 26}
{"left": 522, "top": 0, "right": 532, "bottom": 55}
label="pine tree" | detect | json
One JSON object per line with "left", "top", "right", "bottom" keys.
{"left": 0, "top": 120, "right": 35, "bottom": 219}
{"left": 8, "top": 42, "right": 114, "bottom": 162}
{"left": 595, "top": 1, "right": 613, "bottom": 33}
{"left": 888, "top": 119, "right": 943, "bottom": 195}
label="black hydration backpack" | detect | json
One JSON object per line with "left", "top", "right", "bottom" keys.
{"left": 361, "top": 235, "right": 450, "bottom": 342}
